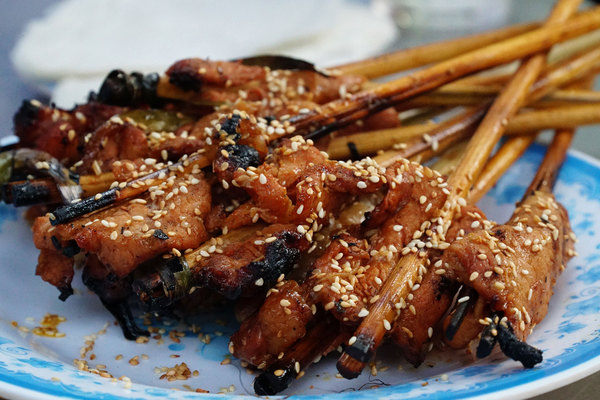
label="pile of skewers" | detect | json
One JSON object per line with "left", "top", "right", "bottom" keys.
{"left": 1, "top": 0, "right": 598, "bottom": 394}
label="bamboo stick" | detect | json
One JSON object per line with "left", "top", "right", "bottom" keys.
{"left": 334, "top": 22, "right": 540, "bottom": 79}
{"left": 336, "top": 0, "right": 583, "bottom": 379}
{"left": 297, "top": 6, "right": 600, "bottom": 140}
{"left": 330, "top": 40, "right": 600, "bottom": 161}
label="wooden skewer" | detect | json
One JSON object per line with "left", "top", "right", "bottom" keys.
{"left": 470, "top": 73, "right": 590, "bottom": 203}
{"left": 49, "top": 152, "right": 209, "bottom": 225}
{"left": 334, "top": 22, "right": 540, "bottom": 79}
{"left": 430, "top": 140, "right": 470, "bottom": 177}
{"left": 296, "top": 6, "right": 600, "bottom": 141}
{"left": 156, "top": 22, "right": 541, "bottom": 102}
{"left": 336, "top": 0, "right": 582, "bottom": 378}
{"left": 469, "top": 135, "right": 538, "bottom": 203}
{"left": 397, "top": 86, "right": 600, "bottom": 109}
{"left": 332, "top": 38, "right": 600, "bottom": 161}
{"left": 253, "top": 317, "right": 346, "bottom": 396}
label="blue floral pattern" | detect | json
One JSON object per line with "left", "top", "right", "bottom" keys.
{"left": 0, "top": 145, "right": 599, "bottom": 399}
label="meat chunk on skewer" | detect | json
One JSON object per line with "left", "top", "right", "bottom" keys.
{"left": 390, "top": 204, "right": 490, "bottom": 366}
{"left": 441, "top": 190, "right": 575, "bottom": 342}
{"left": 33, "top": 170, "right": 212, "bottom": 296}
{"left": 165, "top": 58, "right": 365, "bottom": 104}
{"left": 14, "top": 100, "right": 123, "bottom": 164}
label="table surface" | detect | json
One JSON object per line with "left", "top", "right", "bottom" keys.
{"left": 0, "top": 1, "right": 598, "bottom": 399}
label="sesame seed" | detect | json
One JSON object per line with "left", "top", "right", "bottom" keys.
{"left": 259, "top": 174, "right": 267, "bottom": 184}
{"left": 469, "top": 272, "right": 479, "bottom": 281}
{"left": 493, "top": 281, "right": 506, "bottom": 291}
{"left": 110, "top": 231, "right": 118, "bottom": 240}
{"left": 348, "top": 336, "right": 357, "bottom": 345}
{"left": 428, "top": 327, "right": 433, "bottom": 338}
{"left": 357, "top": 181, "right": 367, "bottom": 189}
{"left": 255, "top": 278, "right": 264, "bottom": 286}
{"left": 419, "top": 195, "right": 427, "bottom": 204}
{"left": 312, "top": 284, "right": 323, "bottom": 292}
{"left": 358, "top": 308, "right": 369, "bottom": 318}
{"left": 383, "top": 319, "right": 392, "bottom": 331}
{"left": 280, "top": 299, "right": 291, "bottom": 307}
{"left": 457, "top": 296, "right": 470, "bottom": 303}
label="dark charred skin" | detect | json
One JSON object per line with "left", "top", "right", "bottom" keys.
{"left": 219, "top": 115, "right": 242, "bottom": 139}
{"left": 51, "top": 188, "right": 117, "bottom": 226}
{"left": 197, "top": 231, "right": 303, "bottom": 299}
{"left": 2, "top": 181, "right": 54, "bottom": 207}
{"left": 14, "top": 100, "right": 41, "bottom": 131}
{"left": 82, "top": 258, "right": 148, "bottom": 340}
{"left": 96, "top": 70, "right": 160, "bottom": 107}
{"left": 132, "top": 256, "right": 189, "bottom": 311}
{"left": 221, "top": 144, "right": 261, "bottom": 171}
{"left": 14, "top": 101, "right": 123, "bottom": 165}
{"left": 496, "top": 317, "right": 543, "bottom": 368}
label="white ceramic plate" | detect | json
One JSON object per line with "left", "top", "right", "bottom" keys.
{"left": 1, "top": 144, "right": 599, "bottom": 399}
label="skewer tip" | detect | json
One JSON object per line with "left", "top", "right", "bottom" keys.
{"left": 336, "top": 352, "right": 366, "bottom": 380}
{"left": 254, "top": 367, "right": 295, "bottom": 396}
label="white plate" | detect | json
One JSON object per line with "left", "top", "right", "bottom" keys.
{"left": 1, "top": 144, "right": 600, "bottom": 399}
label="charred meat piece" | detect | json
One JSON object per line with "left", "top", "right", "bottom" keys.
{"left": 165, "top": 58, "right": 365, "bottom": 104}
{"left": 441, "top": 190, "right": 575, "bottom": 343}
{"left": 309, "top": 160, "right": 451, "bottom": 323}
{"left": 32, "top": 170, "right": 212, "bottom": 296}
{"left": 14, "top": 100, "right": 122, "bottom": 165}
{"left": 391, "top": 204, "right": 490, "bottom": 366}
{"left": 231, "top": 280, "right": 314, "bottom": 369}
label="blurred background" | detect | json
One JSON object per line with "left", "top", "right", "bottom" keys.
{"left": 0, "top": 0, "right": 598, "bottom": 398}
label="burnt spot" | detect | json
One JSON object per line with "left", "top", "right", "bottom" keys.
{"left": 4, "top": 181, "right": 52, "bottom": 207}
{"left": 199, "top": 231, "right": 303, "bottom": 299}
{"left": 51, "top": 236, "right": 62, "bottom": 251}
{"left": 219, "top": 115, "right": 242, "bottom": 138}
{"left": 96, "top": 70, "right": 160, "bottom": 107}
{"left": 347, "top": 142, "right": 361, "bottom": 161}
{"left": 61, "top": 241, "right": 80, "bottom": 258}
{"left": 222, "top": 144, "right": 261, "bottom": 170}
{"left": 434, "top": 276, "right": 455, "bottom": 301}
{"left": 58, "top": 286, "right": 74, "bottom": 301}
{"left": 153, "top": 229, "right": 169, "bottom": 240}
{"left": 262, "top": 115, "right": 276, "bottom": 124}
{"left": 361, "top": 211, "right": 372, "bottom": 226}
{"left": 494, "top": 229, "right": 506, "bottom": 240}
{"left": 169, "top": 69, "right": 202, "bottom": 92}
{"left": 494, "top": 315, "right": 542, "bottom": 368}
{"left": 14, "top": 100, "right": 41, "bottom": 130}
{"left": 244, "top": 232, "right": 302, "bottom": 290}
{"left": 335, "top": 299, "right": 345, "bottom": 314}
{"left": 83, "top": 266, "right": 148, "bottom": 340}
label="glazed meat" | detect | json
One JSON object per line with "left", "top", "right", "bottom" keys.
{"left": 33, "top": 169, "right": 212, "bottom": 296}
{"left": 441, "top": 190, "right": 575, "bottom": 342}
{"left": 231, "top": 159, "right": 458, "bottom": 367}
{"left": 390, "top": 204, "right": 490, "bottom": 366}
{"left": 14, "top": 100, "right": 123, "bottom": 165}
{"left": 166, "top": 58, "right": 366, "bottom": 104}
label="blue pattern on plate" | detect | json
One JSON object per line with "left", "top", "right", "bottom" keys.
{"left": 1, "top": 145, "right": 600, "bottom": 399}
